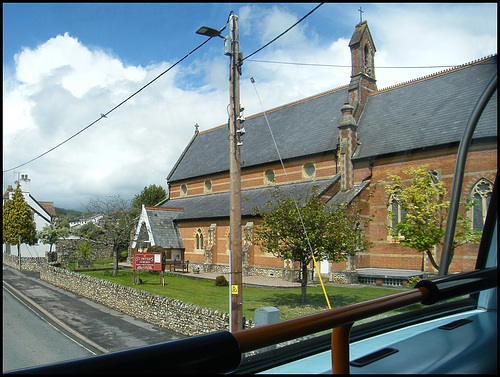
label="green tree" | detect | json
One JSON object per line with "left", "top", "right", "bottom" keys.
{"left": 76, "top": 221, "right": 100, "bottom": 240}
{"left": 384, "top": 165, "right": 481, "bottom": 271}
{"left": 3, "top": 186, "right": 37, "bottom": 253}
{"left": 76, "top": 240, "right": 93, "bottom": 260}
{"left": 84, "top": 195, "right": 136, "bottom": 276}
{"left": 253, "top": 186, "right": 370, "bottom": 303}
{"left": 131, "top": 184, "right": 166, "bottom": 214}
{"left": 38, "top": 220, "right": 70, "bottom": 253}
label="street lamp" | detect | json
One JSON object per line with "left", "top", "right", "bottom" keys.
{"left": 195, "top": 26, "right": 224, "bottom": 39}
{"left": 196, "top": 14, "right": 243, "bottom": 332}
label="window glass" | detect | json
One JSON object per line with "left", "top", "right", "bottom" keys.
{"left": 303, "top": 163, "right": 315, "bottom": 179}
{"left": 470, "top": 179, "right": 493, "bottom": 231}
{"left": 205, "top": 180, "right": 212, "bottom": 193}
{"left": 265, "top": 170, "right": 275, "bottom": 184}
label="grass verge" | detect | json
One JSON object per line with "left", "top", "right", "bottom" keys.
{"left": 79, "top": 269, "right": 411, "bottom": 321}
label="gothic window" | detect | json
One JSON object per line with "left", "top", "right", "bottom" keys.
{"left": 181, "top": 184, "right": 187, "bottom": 197}
{"left": 364, "top": 43, "right": 372, "bottom": 76}
{"left": 388, "top": 194, "right": 407, "bottom": 241}
{"left": 195, "top": 228, "right": 204, "bottom": 249}
{"left": 469, "top": 178, "right": 493, "bottom": 231}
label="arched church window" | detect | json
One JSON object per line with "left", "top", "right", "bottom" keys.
{"left": 469, "top": 178, "right": 493, "bottom": 231}
{"left": 364, "top": 43, "right": 372, "bottom": 75}
{"left": 388, "top": 194, "right": 407, "bottom": 241}
{"left": 195, "top": 229, "right": 204, "bottom": 249}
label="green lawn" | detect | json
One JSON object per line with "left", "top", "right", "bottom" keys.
{"left": 80, "top": 269, "right": 410, "bottom": 322}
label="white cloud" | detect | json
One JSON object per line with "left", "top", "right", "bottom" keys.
{"left": 14, "top": 33, "right": 146, "bottom": 98}
{"left": 369, "top": 4, "right": 497, "bottom": 88}
{"left": 3, "top": 33, "right": 227, "bottom": 209}
{"left": 2, "top": 4, "right": 497, "bottom": 210}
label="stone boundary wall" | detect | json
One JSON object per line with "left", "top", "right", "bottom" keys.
{"left": 3, "top": 253, "right": 46, "bottom": 272}
{"left": 3, "top": 253, "right": 230, "bottom": 336}
{"left": 56, "top": 238, "right": 112, "bottom": 263}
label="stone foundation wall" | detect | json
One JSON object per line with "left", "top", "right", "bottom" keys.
{"left": 195, "top": 262, "right": 307, "bottom": 283}
{"left": 329, "top": 270, "right": 358, "bottom": 284}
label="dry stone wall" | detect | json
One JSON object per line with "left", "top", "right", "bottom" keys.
{"left": 40, "top": 266, "right": 230, "bottom": 336}
{"left": 3, "top": 253, "right": 230, "bottom": 336}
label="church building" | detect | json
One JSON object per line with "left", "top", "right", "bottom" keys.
{"left": 130, "top": 21, "right": 497, "bottom": 285}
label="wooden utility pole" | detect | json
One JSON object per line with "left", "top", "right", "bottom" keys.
{"left": 228, "top": 13, "right": 243, "bottom": 332}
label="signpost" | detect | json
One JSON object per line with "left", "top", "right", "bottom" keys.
{"left": 133, "top": 252, "right": 162, "bottom": 285}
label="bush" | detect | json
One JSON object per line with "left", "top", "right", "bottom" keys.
{"left": 407, "top": 276, "right": 422, "bottom": 289}
{"left": 215, "top": 275, "right": 229, "bottom": 287}
{"left": 118, "top": 250, "right": 128, "bottom": 262}
{"left": 147, "top": 245, "right": 164, "bottom": 253}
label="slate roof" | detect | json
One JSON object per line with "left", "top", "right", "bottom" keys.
{"left": 144, "top": 207, "right": 184, "bottom": 249}
{"left": 167, "top": 87, "right": 348, "bottom": 182}
{"left": 355, "top": 56, "right": 497, "bottom": 160}
{"left": 168, "top": 55, "right": 497, "bottom": 183}
{"left": 160, "top": 176, "right": 340, "bottom": 220}
{"left": 326, "top": 180, "right": 370, "bottom": 209}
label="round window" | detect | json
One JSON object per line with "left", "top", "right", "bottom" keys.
{"left": 304, "top": 163, "right": 315, "bottom": 178}
{"left": 265, "top": 170, "right": 275, "bottom": 184}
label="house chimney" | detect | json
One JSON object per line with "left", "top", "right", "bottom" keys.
{"left": 19, "top": 174, "right": 31, "bottom": 194}
{"left": 338, "top": 104, "right": 357, "bottom": 191}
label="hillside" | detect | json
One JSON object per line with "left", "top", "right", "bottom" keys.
{"left": 54, "top": 207, "right": 84, "bottom": 218}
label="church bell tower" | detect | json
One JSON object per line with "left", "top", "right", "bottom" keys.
{"left": 348, "top": 20, "right": 377, "bottom": 120}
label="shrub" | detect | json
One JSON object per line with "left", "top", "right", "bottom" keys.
{"left": 118, "top": 250, "right": 128, "bottom": 262}
{"left": 215, "top": 275, "right": 229, "bottom": 287}
{"left": 147, "top": 245, "right": 164, "bottom": 253}
{"left": 407, "top": 276, "right": 422, "bottom": 289}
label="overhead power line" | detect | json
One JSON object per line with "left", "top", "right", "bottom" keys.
{"left": 3, "top": 37, "right": 213, "bottom": 173}
{"left": 4, "top": 3, "right": 325, "bottom": 174}
{"left": 243, "top": 3, "right": 325, "bottom": 62}
{"left": 246, "top": 59, "right": 482, "bottom": 69}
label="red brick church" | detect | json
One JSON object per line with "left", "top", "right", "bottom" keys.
{"left": 130, "top": 21, "right": 497, "bottom": 286}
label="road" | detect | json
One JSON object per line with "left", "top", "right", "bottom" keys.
{"left": 3, "top": 285, "right": 97, "bottom": 373}
{"left": 2, "top": 265, "right": 186, "bottom": 373}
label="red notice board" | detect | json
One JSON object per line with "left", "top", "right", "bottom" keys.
{"left": 133, "top": 252, "right": 162, "bottom": 271}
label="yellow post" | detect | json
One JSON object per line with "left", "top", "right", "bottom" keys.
{"left": 310, "top": 252, "right": 331, "bottom": 309}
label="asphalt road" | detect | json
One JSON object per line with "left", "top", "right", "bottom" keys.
{"left": 3, "top": 286, "right": 97, "bottom": 373}
{"left": 2, "top": 265, "right": 186, "bottom": 373}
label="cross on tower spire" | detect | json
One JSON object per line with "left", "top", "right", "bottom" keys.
{"left": 358, "top": 7, "right": 364, "bottom": 23}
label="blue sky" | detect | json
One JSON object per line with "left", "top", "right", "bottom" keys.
{"left": 3, "top": 3, "right": 497, "bottom": 211}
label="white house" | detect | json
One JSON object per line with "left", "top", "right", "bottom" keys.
{"left": 3, "top": 174, "right": 56, "bottom": 257}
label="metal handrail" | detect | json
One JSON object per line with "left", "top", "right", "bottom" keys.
{"left": 232, "top": 287, "right": 430, "bottom": 353}
{"left": 8, "top": 267, "right": 496, "bottom": 374}
{"left": 233, "top": 267, "right": 496, "bottom": 374}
